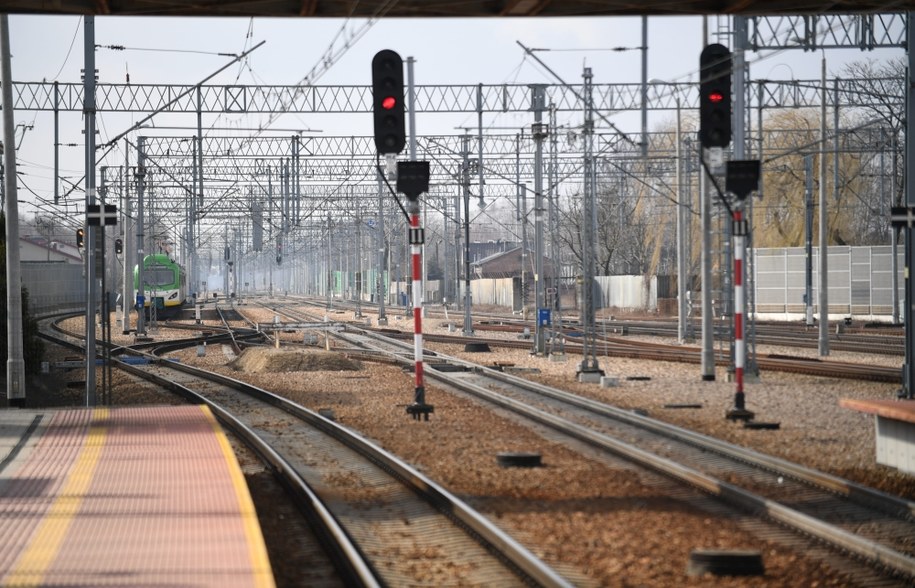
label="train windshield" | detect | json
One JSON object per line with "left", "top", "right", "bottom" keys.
{"left": 145, "top": 267, "right": 175, "bottom": 288}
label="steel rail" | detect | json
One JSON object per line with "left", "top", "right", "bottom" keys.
{"left": 151, "top": 350, "right": 574, "bottom": 588}
{"left": 42, "top": 314, "right": 573, "bottom": 588}
{"left": 333, "top": 326, "right": 915, "bottom": 582}
{"left": 122, "top": 359, "right": 383, "bottom": 588}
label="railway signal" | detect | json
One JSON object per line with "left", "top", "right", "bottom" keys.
{"left": 76, "top": 227, "right": 85, "bottom": 249}
{"left": 371, "top": 49, "right": 406, "bottom": 154}
{"left": 115, "top": 238, "right": 123, "bottom": 255}
{"left": 396, "top": 160, "right": 429, "bottom": 201}
{"left": 724, "top": 160, "right": 768, "bottom": 425}
{"left": 699, "top": 44, "right": 732, "bottom": 149}
{"left": 86, "top": 203, "right": 117, "bottom": 226}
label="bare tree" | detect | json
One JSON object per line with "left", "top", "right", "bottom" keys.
{"left": 556, "top": 165, "right": 645, "bottom": 276}
{"left": 757, "top": 109, "right": 873, "bottom": 247}
{"left": 839, "top": 57, "right": 905, "bottom": 213}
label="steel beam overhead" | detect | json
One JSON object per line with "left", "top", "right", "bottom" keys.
{"left": 0, "top": 1, "right": 906, "bottom": 17}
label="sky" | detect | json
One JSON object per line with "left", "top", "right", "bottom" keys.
{"left": 4, "top": 13, "right": 904, "bottom": 220}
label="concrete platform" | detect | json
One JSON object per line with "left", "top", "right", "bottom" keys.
{"left": 0, "top": 405, "right": 274, "bottom": 587}
{"left": 841, "top": 398, "right": 915, "bottom": 475}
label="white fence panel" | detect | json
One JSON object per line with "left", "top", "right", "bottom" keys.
{"left": 470, "top": 278, "right": 515, "bottom": 307}
{"left": 594, "top": 275, "right": 657, "bottom": 311}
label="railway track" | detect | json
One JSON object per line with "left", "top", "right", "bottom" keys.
{"left": 287, "top": 293, "right": 906, "bottom": 357}
{"left": 261, "top": 301, "right": 915, "bottom": 584}
{"left": 417, "top": 331, "right": 902, "bottom": 383}
{"left": 275, "top": 296, "right": 901, "bottom": 383}
{"left": 43, "top": 316, "right": 573, "bottom": 588}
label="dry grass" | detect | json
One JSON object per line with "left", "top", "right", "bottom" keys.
{"left": 229, "top": 347, "right": 362, "bottom": 373}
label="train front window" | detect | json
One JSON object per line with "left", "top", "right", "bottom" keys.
{"left": 146, "top": 268, "right": 175, "bottom": 287}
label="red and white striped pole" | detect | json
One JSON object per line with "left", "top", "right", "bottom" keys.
{"left": 406, "top": 201, "right": 433, "bottom": 420}
{"left": 728, "top": 206, "right": 754, "bottom": 421}
{"left": 734, "top": 209, "right": 745, "bottom": 396}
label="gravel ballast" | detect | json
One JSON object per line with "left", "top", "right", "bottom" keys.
{"left": 39, "top": 309, "right": 915, "bottom": 586}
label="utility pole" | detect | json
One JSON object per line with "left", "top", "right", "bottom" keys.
{"left": 376, "top": 168, "right": 387, "bottom": 325}
{"left": 530, "top": 84, "right": 548, "bottom": 355}
{"left": 135, "top": 137, "right": 148, "bottom": 338}
{"left": 578, "top": 67, "right": 601, "bottom": 377}
{"left": 805, "top": 154, "right": 814, "bottom": 326}
{"left": 700, "top": 168, "right": 715, "bottom": 380}
{"left": 84, "top": 15, "right": 98, "bottom": 406}
{"left": 548, "top": 102, "right": 565, "bottom": 358}
{"left": 1, "top": 14, "right": 25, "bottom": 403}
{"left": 818, "top": 56, "right": 830, "bottom": 356}
{"left": 121, "top": 157, "right": 132, "bottom": 334}
{"left": 898, "top": 12, "right": 914, "bottom": 398}
{"left": 640, "top": 16, "right": 649, "bottom": 159}
{"left": 461, "top": 134, "right": 474, "bottom": 336}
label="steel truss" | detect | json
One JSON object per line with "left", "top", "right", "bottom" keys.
{"left": 8, "top": 77, "right": 902, "bottom": 115}
{"left": 749, "top": 13, "right": 905, "bottom": 50}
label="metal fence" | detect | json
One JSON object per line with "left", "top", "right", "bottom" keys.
{"left": 754, "top": 245, "right": 902, "bottom": 320}
{"left": 21, "top": 262, "right": 86, "bottom": 313}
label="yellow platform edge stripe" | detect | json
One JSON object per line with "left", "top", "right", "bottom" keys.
{"left": 201, "top": 404, "right": 276, "bottom": 588}
{"left": 6, "top": 407, "right": 109, "bottom": 586}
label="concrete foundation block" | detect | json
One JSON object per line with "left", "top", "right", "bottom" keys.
{"left": 599, "top": 375, "right": 619, "bottom": 388}
{"left": 578, "top": 371, "right": 603, "bottom": 384}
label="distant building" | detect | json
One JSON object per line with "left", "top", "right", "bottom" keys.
{"left": 18, "top": 236, "right": 82, "bottom": 264}
{"left": 468, "top": 240, "right": 520, "bottom": 263}
{"left": 470, "top": 246, "right": 558, "bottom": 279}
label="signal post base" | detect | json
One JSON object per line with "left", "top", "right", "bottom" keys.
{"left": 406, "top": 402, "right": 434, "bottom": 421}
{"left": 726, "top": 408, "right": 755, "bottom": 421}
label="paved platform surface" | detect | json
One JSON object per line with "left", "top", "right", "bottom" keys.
{"left": 0, "top": 405, "right": 275, "bottom": 587}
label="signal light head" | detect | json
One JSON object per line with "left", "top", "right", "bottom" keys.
{"left": 698, "top": 43, "right": 732, "bottom": 149}
{"left": 371, "top": 49, "right": 406, "bottom": 154}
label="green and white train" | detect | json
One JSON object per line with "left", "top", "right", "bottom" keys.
{"left": 134, "top": 253, "right": 187, "bottom": 316}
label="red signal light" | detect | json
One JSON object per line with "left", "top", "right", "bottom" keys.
{"left": 708, "top": 91, "right": 724, "bottom": 103}
{"left": 382, "top": 96, "right": 397, "bottom": 110}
